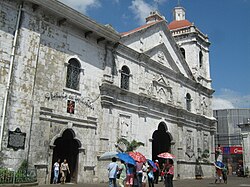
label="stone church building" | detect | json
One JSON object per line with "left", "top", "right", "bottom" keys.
{"left": 0, "top": 0, "right": 216, "bottom": 184}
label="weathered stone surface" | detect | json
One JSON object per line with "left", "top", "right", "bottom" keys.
{"left": 0, "top": 0, "right": 216, "bottom": 184}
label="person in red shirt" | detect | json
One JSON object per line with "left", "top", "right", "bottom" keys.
{"left": 166, "top": 159, "right": 174, "bottom": 187}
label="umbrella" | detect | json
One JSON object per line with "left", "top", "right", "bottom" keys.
{"left": 117, "top": 153, "right": 136, "bottom": 166}
{"left": 157, "top": 152, "right": 176, "bottom": 159}
{"left": 147, "top": 159, "right": 157, "bottom": 170}
{"left": 214, "top": 161, "right": 225, "bottom": 169}
{"left": 99, "top": 151, "right": 119, "bottom": 160}
{"left": 128, "top": 151, "right": 147, "bottom": 163}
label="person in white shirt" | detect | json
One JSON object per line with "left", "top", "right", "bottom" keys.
{"left": 107, "top": 157, "right": 119, "bottom": 187}
{"left": 53, "top": 159, "right": 60, "bottom": 184}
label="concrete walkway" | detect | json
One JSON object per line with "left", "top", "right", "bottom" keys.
{"left": 38, "top": 176, "right": 250, "bottom": 187}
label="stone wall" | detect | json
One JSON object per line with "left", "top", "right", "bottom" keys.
{"left": 0, "top": 0, "right": 216, "bottom": 184}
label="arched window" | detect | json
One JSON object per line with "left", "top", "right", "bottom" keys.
{"left": 180, "top": 47, "right": 185, "bottom": 59}
{"left": 66, "top": 58, "right": 81, "bottom": 90}
{"left": 186, "top": 93, "right": 192, "bottom": 111}
{"left": 121, "top": 66, "right": 130, "bottom": 90}
{"left": 199, "top": 51, "right": 203, "bottom": 68}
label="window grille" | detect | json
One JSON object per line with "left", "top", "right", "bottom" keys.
{"left": 186, "top": 93, "right": 192, "bottom": 111}
{"left": 121, "top": 66, "right": 130, "bottom": 90}
{"left": 66, "top": 59, "right": 81, "bottom": 90}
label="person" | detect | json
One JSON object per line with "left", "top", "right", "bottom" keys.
{"left": 60, "top": 159, "right": 70, "bottom": 184}
{"left": 53, "top": 159, "right": 60, "bottom": 184}
{"left": 153, "top": 160, "right": 160, "bottom": 184}
{"left": 166, "top": 159, "right": 174, "bottom": 187}
{"left": 162, "top": 159, "right": 170, "bottom": 187}
{"left": 222, "top": 166, "right": 228, "bottom": 184}
{"left": 107, "top": 157, "right": 119, "bottom": 187}
{"left": 147, "top": 165, "right": 154, "bottom": 187}
{"left": 141, "top": 163, "right": 148, "bottom": 187}
{"left": 125, "top": 164, "right": 135, "bottom": 187}
{"left": 214, "top": 167, "right": 222, "bottom": 184}
{"left": 135, "top": 161, "right": 143, "bottom": 187}
{"left": 118, "top": 160, "right": 126, "bottom": 187}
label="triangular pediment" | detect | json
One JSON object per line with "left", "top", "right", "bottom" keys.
{"left": 145, "top": 43, "right": 180, "bottom": 73}
{"left": 120, "top": 21, "right": 194, "bottom": 80}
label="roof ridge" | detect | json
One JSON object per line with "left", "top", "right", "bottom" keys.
{"left": 120, "top": 20, "right": 165, "bottom": 36}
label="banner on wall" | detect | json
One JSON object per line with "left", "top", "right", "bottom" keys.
{"left": 219, "top": 146, "right": 243, "bottom": 155}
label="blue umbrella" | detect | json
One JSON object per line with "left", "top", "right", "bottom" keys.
{"left": 214, "top": 161, "right": 225, "bottom": 169}
{"left": 117, "top": 153, "right": 136, "bottom": 166}
{"left": 147, "top": 159, "right": 157, "bottom": 170}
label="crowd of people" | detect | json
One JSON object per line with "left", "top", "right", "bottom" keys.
{"left": 107, "top": 157, "right": 174, "bottom": 187}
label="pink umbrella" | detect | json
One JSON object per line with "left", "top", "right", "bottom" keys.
{"left": 157, "top": 152, "right": 175, "bottom": 159}
{"left": 128, "top": 151, "right": 147, "bottom": 163}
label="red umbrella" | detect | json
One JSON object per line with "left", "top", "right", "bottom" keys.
{"left": 157, "top": 152, "right": 175, "bottom": 159}
{"left": 128, "top": 151, "right": 147, "bottom": 163}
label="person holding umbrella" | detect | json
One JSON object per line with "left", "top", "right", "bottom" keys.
{"left": 166, "top": 159, "right": 174, "bottom": 187}
{"left": 107, "top": 157, "right": 119, "bottom": 187}
{"left": 214, "top": 161, "right": 224, "bottom": 184}
{"left": 118, "top": 160, "right": 127, "bottom": 187}
{"left": 153, "top": 160, "right": 160, "bottom": 184}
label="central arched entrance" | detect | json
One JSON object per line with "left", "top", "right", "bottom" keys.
{"left": 152, "top": 122, "right": 172, "bottom": 161}
{"left": 50, "top": 129, "right": 80, "bottom": 184}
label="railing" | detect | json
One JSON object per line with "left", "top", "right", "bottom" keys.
{"left": 0, "top": 168, "right": 37, "bottom": 184}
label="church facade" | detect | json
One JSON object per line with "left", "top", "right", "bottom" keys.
{"left": 0, "top": 0, "right": 216, "bottom": 184}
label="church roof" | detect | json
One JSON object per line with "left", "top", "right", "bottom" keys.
{"left": 120, "top": 20, "right": 164, "bottom": 36}
{"left": 168, "top": 20, "right": 192, "bottom": 30}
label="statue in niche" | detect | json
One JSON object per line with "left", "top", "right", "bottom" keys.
{"left": 203, "top": 135, "right": 209, "bottom": 151}
{"left": 201, "top": 97, "right": 208, "bottom": 115}
{"left": 186, "top": 131, "right": 194, "bottom": 158}
{"left": 157, "top": 88, "right": 166, "bottom": 103}
{"left": 157, "top": 51, "right": 165, "bottom": 63}
{"left": 120, "top": 116, "right": 130, "bottom": 137}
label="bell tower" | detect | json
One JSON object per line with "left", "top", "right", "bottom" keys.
{"left": 168, "top": 6, "right": 212, "bottom": 89}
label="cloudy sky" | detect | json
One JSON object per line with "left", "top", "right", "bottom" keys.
{"left": 59, "top": 0, "right": 250, "bottom": 110}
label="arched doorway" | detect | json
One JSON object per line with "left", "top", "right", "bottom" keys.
{"left": 152, "top": 122, "right": 172, "bottom": 162}
{"left": 50, "top": 129, "right": 80, "bottom": 184}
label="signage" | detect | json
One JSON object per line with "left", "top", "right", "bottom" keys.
{"left": 230, "top": 147, "right": 243, "bottom": 154}
{"left": 218, "top": 146, "right": 243, "bottom": 155}
{"left": 44, "top": 92, "right": 98, "bottom": 110}
{"left": 7, "top": 128, "right": 26, "bottom": 150}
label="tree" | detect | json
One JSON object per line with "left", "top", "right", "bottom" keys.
{"left": 116, "top": 138, "right": 144, "bottom": 152}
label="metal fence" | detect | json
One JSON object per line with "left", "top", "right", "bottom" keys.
{"left": 0, "top": 168, "right": 37, "bottom": 184}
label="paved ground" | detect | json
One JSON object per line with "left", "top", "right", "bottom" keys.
{"left": 39, "top": 176, "right": 250, "bottom": 187}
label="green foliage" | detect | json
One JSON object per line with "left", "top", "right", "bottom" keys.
{"left": 201, "top": 149, "right": 210, "bottom": 159}
{"left": 117, "top": 138, "right": 144, "bottom": 152}
{"left": 18, "top": 160, "right": 28, "bottom": 172}
{"left": 0, "top": 168, "right": 14, "bottom": 184}
{"left": 0, "top": 160, "right": 36, "bottom": 184}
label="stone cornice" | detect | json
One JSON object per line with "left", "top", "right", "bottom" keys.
{"left": 25, "top": 0, "right": 120, "bottom": 43}
{"left": 100, "top": 82, "right": 216, "bottom": 132}
{"left": 39, "top": 107, "right": 97, "bottom": 129}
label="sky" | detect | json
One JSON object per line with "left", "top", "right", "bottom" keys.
{"left": 58, "top": 0, "right": 250, "bottom": 110}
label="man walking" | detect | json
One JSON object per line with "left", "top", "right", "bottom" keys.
{"left": 108, "top": 157, "right": 119, "bottom": 187}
